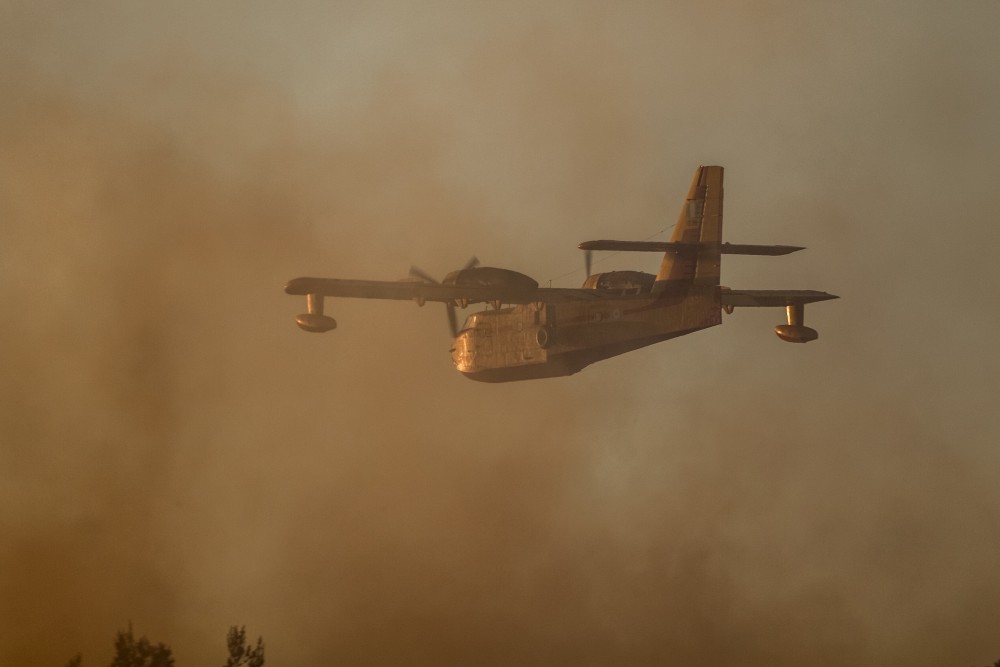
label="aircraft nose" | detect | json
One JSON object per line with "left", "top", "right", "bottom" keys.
{"left": 450, "top": 331, "right": 474, "bottom": 372}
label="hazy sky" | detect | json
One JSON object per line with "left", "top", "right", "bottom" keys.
{"left": 3, "top": 1, "right": 1000, "bottom": 665}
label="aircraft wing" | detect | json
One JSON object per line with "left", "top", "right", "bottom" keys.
{"left": 285, "top": 277, "right": 615, "bottom": 305}
{"left": 720, "top": 289, "right": 839, "bottom": 307}
{"left": 288, "top": 279, "right": 838, "bottom": 307}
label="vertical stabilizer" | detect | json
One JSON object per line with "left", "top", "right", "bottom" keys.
{"left": 654, "top": 165, "right": 724, "bottom": 290}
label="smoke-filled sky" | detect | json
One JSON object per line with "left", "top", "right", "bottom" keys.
{"left": 3, "top": 1, "right": 1000, "bottom": 664}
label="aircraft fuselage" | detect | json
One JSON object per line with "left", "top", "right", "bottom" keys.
{"left": 450, "top": 285, "right": 721, "bottom": 382}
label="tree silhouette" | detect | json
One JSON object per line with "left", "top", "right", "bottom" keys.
{"left": 223, "top": 626, "right": 265, "bottom": 667}
{"left": 108, "top": 623, "right": 174, "bottom": 667}
{"left": 64, "top": 624, "right": 264, "bottom": 666}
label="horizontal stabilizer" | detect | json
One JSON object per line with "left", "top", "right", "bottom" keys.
{"left": 721, "top": 289, "right": 839, "bottom": 307}
{"left": 578, "top": 240, "right": 804, "bottom": 255}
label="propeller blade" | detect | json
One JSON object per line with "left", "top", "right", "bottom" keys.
{"left": 411, "top": 258, "right": 475, "bottom": 337}
{"left": 447, "top": 302, "right": 459, "bottom": 338}
{"left": 408, "top": 265, "right": 439, "bottom": 284}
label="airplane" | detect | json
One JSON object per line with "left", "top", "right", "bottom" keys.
{"left": 285, "top": 166, "right": 838, "bottom": 382}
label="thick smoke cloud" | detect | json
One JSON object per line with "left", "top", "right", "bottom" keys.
{"left": 2, "top": 2, "right": 1000, "bottom": 665}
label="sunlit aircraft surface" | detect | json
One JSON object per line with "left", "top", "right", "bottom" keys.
{"left": 286, "top": 166, "right": 837, "bottom": 382}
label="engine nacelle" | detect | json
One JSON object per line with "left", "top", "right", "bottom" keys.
{"left": 774, "top": 324, "right": 817, "bottom": 343}
{"left": 582, "top": 271, "right": 656, "bottom": 293}
{"left": 444, "top": 266, "right": 539, "bottom": 290}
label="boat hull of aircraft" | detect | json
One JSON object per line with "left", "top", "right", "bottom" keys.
{"left": 450, "top": 288, "right": 720, "bottom": 382}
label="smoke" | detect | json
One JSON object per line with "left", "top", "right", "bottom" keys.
{"left": 3, "top": 1, "right": 1000, "bottom": 665}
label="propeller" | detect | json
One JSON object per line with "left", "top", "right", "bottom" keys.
{"left": 408, "top": 265, "right": 439, "bottom": 285}
{"left": 408, "top": 256, "right": 479, "bottom": 337}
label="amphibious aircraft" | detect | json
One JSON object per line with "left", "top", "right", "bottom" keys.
{"left": 285, "top": 166, "right": 837, "bottom": 382}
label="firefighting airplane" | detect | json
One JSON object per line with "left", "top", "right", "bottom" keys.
{"left": 285, "top": 166, "right": 837, "bottom": 382}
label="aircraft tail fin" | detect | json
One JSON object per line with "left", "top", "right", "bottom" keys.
{"left": 654, "top": 165, "right": 724, "bottom": 290}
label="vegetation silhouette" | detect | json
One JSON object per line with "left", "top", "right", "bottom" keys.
{"left": 63, "top": 624, "right": 264, "bottom": 666}
{"left": 224, "top": 626, "right": 265, "bottom": 667}
{"left": 109, "top": 624, "right": 172, "bottom": 667}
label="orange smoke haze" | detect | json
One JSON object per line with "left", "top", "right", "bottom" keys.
{"left": 2, "top": 2, "right": 1000, "bottom": 665}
